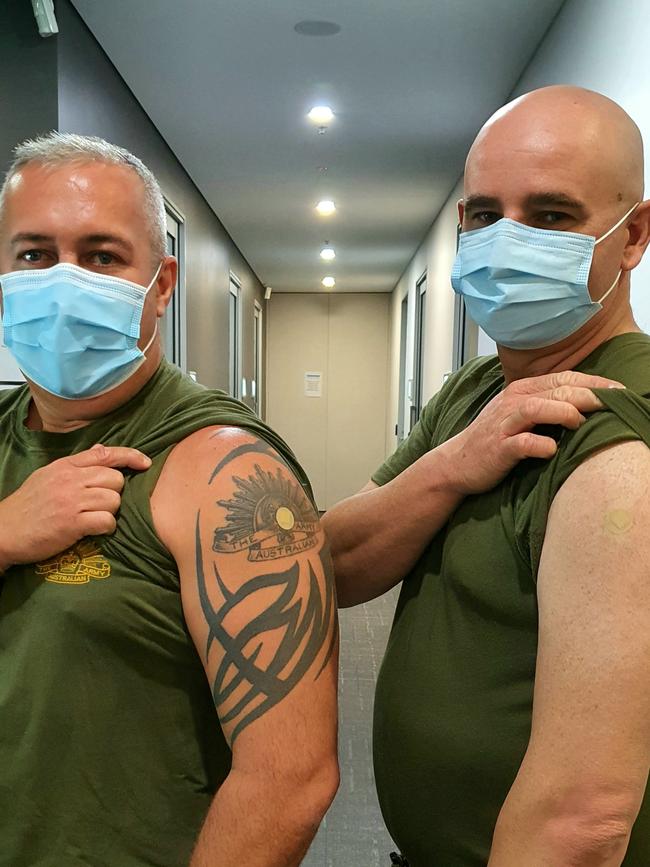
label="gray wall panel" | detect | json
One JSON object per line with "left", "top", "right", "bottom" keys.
{"left": 1, "top": 0, "right": 265, "bottom": 398}
{"left": 0, "top": 0, "right": 59, "bottom": 176}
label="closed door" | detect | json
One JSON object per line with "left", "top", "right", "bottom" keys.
{"left": 266, "top": 293, "right": 390, "bottom": 510}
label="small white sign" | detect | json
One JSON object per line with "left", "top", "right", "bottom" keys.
{"left": 304, "top": 371, "right": 322, "bottom": 398}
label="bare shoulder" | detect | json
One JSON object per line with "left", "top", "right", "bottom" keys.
{"left": 151, "top": 425, "right": 285, "bottom": 548}
{"left": 155, "top": 424, "right": 274, "bottom": 482}
{"left": 551, "top": 438, "right": 650, "bottom": 525}
{"left": 151, "top": 424, "right": 338, "bottom": 748}
{"left": 542, "top": 439, "right": 650, "bottom": 601}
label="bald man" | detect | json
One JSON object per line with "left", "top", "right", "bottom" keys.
{"left": 324, "top": 86, "right": 650, "bottom": 866}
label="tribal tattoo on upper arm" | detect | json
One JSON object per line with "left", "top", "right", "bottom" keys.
{"left": 195, "top": 439, "right": 337, "bottom": 744}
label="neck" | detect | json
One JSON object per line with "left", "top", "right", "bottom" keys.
{"left": 498, "top": 299, "right": 640, "bottom": 384}
{"left": 26, "top": 343, "right": 163, "bottom": 433}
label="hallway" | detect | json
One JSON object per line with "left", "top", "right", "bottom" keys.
{"left": 305, "top": 588, "right": 400, "bottom": 866}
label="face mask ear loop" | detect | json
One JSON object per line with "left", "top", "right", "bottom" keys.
{"left": 596, "top": 270, "right": 622, "bottom": 305}
{"left": 137, "top": 262, "right": 164, "bottom": 356}
{"left": 146, "top": 261, "right": 164, "bottom": 291}
{"left": 594, "top": 202, "right": 640, "bottom": 245}
{"left": 593, "top": 204, "right": 638, "bottom": 304}
{"left": 141, "top": 320, "right": 158, "bottom": 356}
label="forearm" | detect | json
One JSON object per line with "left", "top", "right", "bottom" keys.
{"left": 0, "top": 497, "right": 16, "bottom": 572}
{"left": 190, "top": 766, "right": 335, "bottom": 867}
{"left": 489, "top": 815, "right": 630, "bottom": 866}
{"left": 322, "top": 446, "right": 463, "bottom": 607}
{"left": 489, "top": 778, "right": 633, "bottom": 867}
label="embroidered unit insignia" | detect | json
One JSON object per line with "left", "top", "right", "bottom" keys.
{"left": 35, "top": 540, "right": 111, "bottom": 585}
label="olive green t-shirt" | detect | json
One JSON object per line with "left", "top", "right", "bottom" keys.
{"left": 0, "top": 360, "right": 311, "bottom": 867}
{"left": 372, "top": 332, "right": 650, "bottom": 867}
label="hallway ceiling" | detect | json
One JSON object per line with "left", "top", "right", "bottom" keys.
{"left": 71, "top": 0, "right": 564, "bottom": 293}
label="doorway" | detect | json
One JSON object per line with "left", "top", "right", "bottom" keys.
{"left": 229, "top": 273, "right": 242, "bottom": 399}
{"left": 161, "top": 200, "right": 186, "bottom": 371}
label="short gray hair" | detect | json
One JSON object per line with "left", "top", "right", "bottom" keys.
{"left": 0, "top": 132, "right": 167, "bottom": 261}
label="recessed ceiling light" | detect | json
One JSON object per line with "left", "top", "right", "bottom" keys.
{"left": 322, "top": 276, "right": 336, "bottom": 289}
{"left": 294, "top": 20, "right": 341, "bottom": 37}
{"left": 308, "top": 105, "right": 335, "bottom": 125}
{"left": 320, "top": 246, "right": 336, "bottom": 261}
{"left": 316, "top": 199, "right": 336, "bottom": 216}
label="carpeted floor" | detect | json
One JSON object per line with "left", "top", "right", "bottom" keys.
{"left": 303, "top": 587, "right": 400, "bottom": 866}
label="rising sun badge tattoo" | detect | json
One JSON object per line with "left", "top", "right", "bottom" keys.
{"left": 196, "top": 449, "right": 337, "bottom": 742}
{"left": 212, "top": 464, "right": 319, "bottom": 562}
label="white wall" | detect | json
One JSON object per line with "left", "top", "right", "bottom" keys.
{"left": 509, "top": 0, "right": 650, "bottom": 334}
{"left": 385, "top": 179, "right": 463, "bottom": 453}
{"left": 385, "top": 0, "right": 650, "bottom": 455}
{"left": 267, "top": 293, "right": 390, "bottom": 510}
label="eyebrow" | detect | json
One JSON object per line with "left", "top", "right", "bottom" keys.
{"left": 463, "top": 192, "right": 586, "bottom": 213}
{"left": 81, "top": 234, "right": 134, "bottom": 254}
{"left": 10, "top": 232, "right": 134, "bottom": 253}
{"left": 9, "top": 233, "right": 55, "bottom": 246}
{"left": 463, "top": 195, "right": 500, "bottom": 212}
{"left": 525, "top": 192, "right": 586, "bottom": 211}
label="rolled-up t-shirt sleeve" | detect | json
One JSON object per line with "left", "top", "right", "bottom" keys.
{"left": 371, "top": 356, "right": 502, "bottom": 488}
{"left": 515, "top": 387, "right": 650, "bottom": 580}
{"left": 371, "top": 395, "right": 440, "bottom": 487}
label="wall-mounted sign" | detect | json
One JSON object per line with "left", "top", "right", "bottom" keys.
{"left": 304, "top": 371, "right": 322, "bottom": 398}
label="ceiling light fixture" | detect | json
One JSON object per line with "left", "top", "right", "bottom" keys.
{"left": 322, "top": 276, "right": 336, "bottom": 289}
{"left": 294, "top": 20, "right": 342, "bottom": 37}
{"left": 316, "top": 199, "right": 336, "bottom": 216}
{"left": 320, "top": 246, "right": 336, "bottom": 261}
{"left": 308, "top": 105, "right": 335, "bottom": 126}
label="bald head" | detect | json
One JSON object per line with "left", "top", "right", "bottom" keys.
{"left": 459, "top": 86, "right": 650, "bottom": 336}
{"left": 466, "top": 86, "right": 643, "bottom": 207}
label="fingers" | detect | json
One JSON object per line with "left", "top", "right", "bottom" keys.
{"left": 515, "top": 371, "right": 625, "bottom": 395}
{"left": 81, "top": 488, "right": 121, "bottom": 515}
{"left": 542, "top": 385, "right": 606, "bottom": 414}
{"left": 501, "top": 395, "right": 586, "bottom": 437}
{"left": 505, "top": 432, "right": 558, "bottom": 462}
{"left": 69, "top": 444, "right": 152, "bottom": 471}
{"left": 83, "top": 466, "right": 126, "bottom": 493}
{"left": 501, "top": 378, "right": 617, "bottom": 438}
{"left": 79, "top": 511, "right": 118, "bottom": 537}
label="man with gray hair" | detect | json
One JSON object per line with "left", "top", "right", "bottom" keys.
{"left": 0, "top": 132, "right": 339, "bottom": 866}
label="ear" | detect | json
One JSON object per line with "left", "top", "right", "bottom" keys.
{"left": 457, "top": 198, "right": 465, "bottom": 226}
{"left": 621, "top": 200, "right": 650, "bottom": 271}
{"left": 154, "top": 256, "right": 178, "bottom": 316}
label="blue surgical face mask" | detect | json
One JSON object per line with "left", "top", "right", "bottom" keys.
{"left": 451, "top": 203, "right": 638, "bottom": 350}
{"left": 0, "top": 262, "right": 162, "bottom": 399}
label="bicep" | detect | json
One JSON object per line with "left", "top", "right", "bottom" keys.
{"left": 178, "top": 434, "right": 338, "bottom": 759}
{"left": 529, "top": 440, "right": 650, "bottom": 802}
{"left": 358, "top": 480, "right": 378, "bottom": 494}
